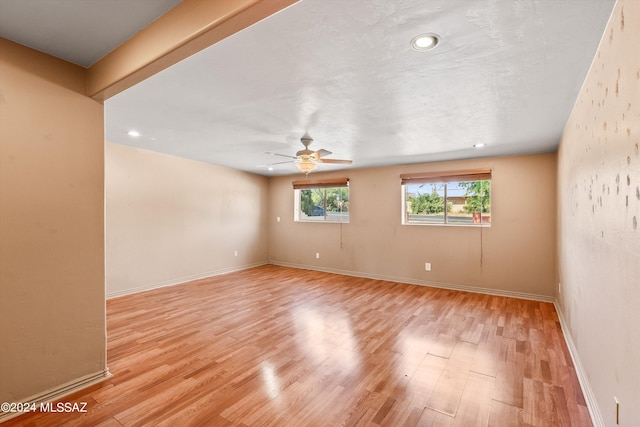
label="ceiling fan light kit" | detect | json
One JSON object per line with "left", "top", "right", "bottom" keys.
{"left": 295, "top": 159, "right": 318, "bottom": 174}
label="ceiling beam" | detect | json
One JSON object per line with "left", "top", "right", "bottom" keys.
{"left": 87, "top": 0, "right": 298, "bottom": 101}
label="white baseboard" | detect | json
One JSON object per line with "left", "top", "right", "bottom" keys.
{"left": 106, "top": 261, "right": 269, "bottom": 299}
{"left": 554, "top": 302, "right": 603, "bottom": 427}
{"left": 269, "top": 260, "right": 555, "bottom": 303}
{"left": 0, "top": 369, "right": 111, "bottom": 423}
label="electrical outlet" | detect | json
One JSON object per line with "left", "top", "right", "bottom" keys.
{"left": 316, "top": 253, "right": 320, "bottom": 259}
{"left": 425, "top": 263, "right": 431, "bottom": 271}
{"left": 234, "top": 250, "right": 238, "bottom": 257}
{"left": 277, "top": 216, "right": 280, "bottom": 222}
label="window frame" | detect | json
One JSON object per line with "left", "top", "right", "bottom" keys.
{"left": 293, "top": 178, "right": 350, "bottom": 223}
{"left": 401, "top": 169, "right": 491, "bottom": 227}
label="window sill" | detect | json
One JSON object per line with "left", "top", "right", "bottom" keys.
{"left": 295, "top": 220, "right": 350, "bottom": 224}
{"left": 402, "top": 222, "right": 491, "bottom": 228}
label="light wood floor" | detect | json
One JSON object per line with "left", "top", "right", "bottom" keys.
{"left": 6, "top": 265, "right": 591, "bottom": 426}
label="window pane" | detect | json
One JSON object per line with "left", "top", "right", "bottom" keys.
{"left": 449, "top": 180, "right": 491, "bottom": 224}
{"left": 295, "top": 187, "right": 349, "bottom": 222}
{"left": 405, "top": 182, "right": 446, "bottom": 223}
{"left": 298, "top": 188, "right": 325, "bottom": 221}
{"left": 325, "top": 186, "right": 349, "bottom": 222}
{"left": 403, "top": 179, "right": 490, "bottom": 225}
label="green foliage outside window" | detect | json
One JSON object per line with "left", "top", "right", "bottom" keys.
{"left": 460, "top": 181, "right": 491, "bottom": 213}
{"left": 409, "top": 187, "right": 452, "bottom": 214}
{"left": 300, "top": 189, "right": 316, "bottom": 216}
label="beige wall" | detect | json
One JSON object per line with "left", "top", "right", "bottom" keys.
{"left": 557, "top": 1, "right": 640, "bottom": 425}
{"left": 269, "top": 153, "right": 557, "bottom": 298}
{"left": 0, "top": 39, "right": 106, "bottom": 402}
{"left": 105, "top": 142, "right": 269, "bottom": 297}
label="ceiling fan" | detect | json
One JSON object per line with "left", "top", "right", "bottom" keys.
{"left": 266, "top": 135, "right": 353, "bottom": 175}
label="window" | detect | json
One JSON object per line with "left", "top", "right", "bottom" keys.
{"left": 401, "top": 169, "right": 491, "bottom": 225}
{"left": 293, "top": 178, "right": 349, "bottom": 223}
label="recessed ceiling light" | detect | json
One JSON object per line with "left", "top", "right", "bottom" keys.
{"left": 410, "top": 33, "right": 440, "bottom": 51}
{"left": 267, "top": 167, "right": 274, "bottom": 171}
{"left": 127, "top": 130, "right": 140, "bottom": 137}
{"left": 474, "top": 143, "right": 486, "bottom": 148}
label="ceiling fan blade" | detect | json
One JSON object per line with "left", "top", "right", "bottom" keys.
{"left": 319, "top": 158, "right": 353, "bottom": 164}
{"left": 266, "top": 151, "right": 297, "bottom": 159}
{"left": 256, "top": 160, "right": 293, "bottom": 167}
{"left": 268, "top": 160, "right": 295, "bottom": 166}
{"left": 315, "top": 149, "right": 332, "bottom": 157}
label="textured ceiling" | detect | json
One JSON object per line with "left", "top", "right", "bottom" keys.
{"left": 1, "top": 0, "right": 616, "bottom": 176}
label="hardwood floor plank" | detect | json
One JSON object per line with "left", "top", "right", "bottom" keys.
{"left": 407, "top": 353, "right": 448, "bottom": 400}
{"left": 493, "top": 337, "right": 525, "bottom": 408}
{"left": 416, "top": 408, "right": 455, "bottom": 427}
{"left": 470, "top": 326, "right": 501, "bottom": 378}
{"left": 425, "top": 341, "right": 477, "bottom": 416}
{"left": 522, "top": 378, "right": 575, "bottom": 427}
{"left": 3, "top": 265, "right": 591, "bottom": 426}
{"left": 451, "top": 371, "right": 495, "bottom": 426}
{"left": 488, "top": 400, "right": 524, "bottom": 427}
{"left": 428, "top": 333, "right": 457, "bottom": 359}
